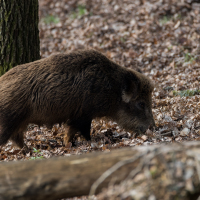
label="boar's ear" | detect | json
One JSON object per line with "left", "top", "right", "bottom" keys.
{"left": 122, "top": 72, "right": 140, "bottom": 103}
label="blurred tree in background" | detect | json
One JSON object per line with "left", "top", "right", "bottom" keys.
{"left": 0, "top": 0, "right": 40, "bottom": 75}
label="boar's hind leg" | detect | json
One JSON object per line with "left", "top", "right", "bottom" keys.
{"left": 64, "top": 119, "right": 92, "bottom": 145}
{"left": 10, "top": 132, "right": 25, "bottom": 149}
{"left": 10, "top": 122, "right": 28, "bottom": 149}
{"left": 0, "top": 126, "right": 13, "bottom": 147}
{"left": 0, "top": 125, "right": 25, "bottom": 148}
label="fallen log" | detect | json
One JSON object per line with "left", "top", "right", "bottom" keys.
{"left": 0, "top": 141, "right": 200, "bottom": 200}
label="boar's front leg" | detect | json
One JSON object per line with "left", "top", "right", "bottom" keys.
{"left": 64, "top": 118, "right": 92, "bottom": 145}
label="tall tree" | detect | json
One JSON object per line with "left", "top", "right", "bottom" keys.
{"left": 0, "top": 0, "right": 40, "bottom": 75}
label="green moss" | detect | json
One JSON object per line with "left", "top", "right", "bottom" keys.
{"left": 167, "top": 46, "right": 173, "bottom": 50}
{"left": 173, "top": 89, "right": 200, "bottom": 97}
{"left": 150, "top": 168, "right": 158, "bottom": 178}
{"left": 120, "top": 37, "right": 126, "bottom": 43}
{"left": 184, "top": 53, "right": 196, "bottom": 63}
{"left": 42, "top": 15, "right": 60, "bottom": 24}
{"left": 0, "top": 60, "right": 14, "bottom": 76}
{"left": 78, "top": 5, "right": 86, "bottom": 16}
{"left": 175, "top": 13, "right": 182, "bottom": 20}
{"left": 71, "top": 4, "right": 87, "bottom": 19}
{"left": 4, "top": 9, "right": 11, "bottom": 23}
{"left": 30, "top": 148, "right": 44, "bottom": 160}
{"left": 159, "top": 15, "right": 171, "bottom": 25}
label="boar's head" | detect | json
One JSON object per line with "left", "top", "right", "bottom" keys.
{"left": 114, "top": 69, "right": 155, "bottom": 134}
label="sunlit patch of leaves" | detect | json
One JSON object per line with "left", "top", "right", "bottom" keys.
{"left": 42, "top": 15, "right": 60, "bottom": 24}
{"left": 173, "top": 90, "right": 200, "bottom": 97}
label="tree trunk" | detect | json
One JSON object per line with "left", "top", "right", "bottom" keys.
{"left": 0, "top": 141, "right": 200, "bottom": 200}
{"left": 0, "top": 0, "right": 40, "bottom": 75}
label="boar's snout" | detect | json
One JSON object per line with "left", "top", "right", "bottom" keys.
{"left": 139, "top": 126, "right": 147, "bottom": 133}
{"left": 138, "top": 118, "right": 155, "bottom": 133}
{"left": 114, "top": 108, "right": 155, "bottom": 134}
{"left": 140, "top": 111, "right": 155, "bottom": 132}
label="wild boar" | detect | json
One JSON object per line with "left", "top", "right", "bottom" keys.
{"left": 0, "top": 49, "right": 155, "bottom": 148}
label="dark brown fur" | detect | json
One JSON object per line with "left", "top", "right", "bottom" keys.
{"left": 0, "top": 49, "right": 155, "bottom": 148}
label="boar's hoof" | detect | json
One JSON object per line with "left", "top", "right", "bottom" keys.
{"left": 20, "top": 143, "right": 29, "bottom": 155}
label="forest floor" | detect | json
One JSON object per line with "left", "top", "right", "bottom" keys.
{"left": 1, "top": 0, "right": 200, "bottom": 198}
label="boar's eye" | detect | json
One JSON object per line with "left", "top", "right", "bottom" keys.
{"left": 137, "top": 102, "right": 145, "bottom": 110}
